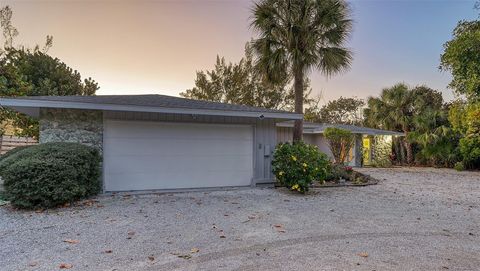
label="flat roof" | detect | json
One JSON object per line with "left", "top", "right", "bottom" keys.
{"left": 277, "top": 121, "right": 404, "bottom": 136}
{"left": 0, "top": 95, "right": 302, "bottom": 120}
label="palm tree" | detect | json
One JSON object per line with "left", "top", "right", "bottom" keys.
{"left": 364, "top": 84, "right": 415, "bottom": 164}
{"left": 364, "top": 84, "right": 446, "bottom": 165}
{"left": 250, "top": 0, "right": 353, "bottom": 142}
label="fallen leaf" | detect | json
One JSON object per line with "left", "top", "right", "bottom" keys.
{"left": 190, "top": 248, "right": 200, "bottom": 253}
{"left": 171, "top": 253, "right": 192, "bottom": 260}
{"left": 276, "top": 229, "right": 286, "bottom": 233}
{"left": 28, "top": 262, "right": 38, "bottom": 267}
{"left": 219, "top": 235, "right": 226, "bottom": 238}
{"left": 63, "top": 239, "right": 79, "bottom": 244}
{"left": 127, "top": 231, "right": 135, "bottom": 239}
{"left": 59, "top": 263, "right": 73, "bottom": 269}
{"left": 148, "top": 255, "right": 155, "bottom": 261}
{"left": 104, "top": 250, "right": 113, "bottom": 253}
{"left": 358, "top": 252, "right": 369, "bottom": 258}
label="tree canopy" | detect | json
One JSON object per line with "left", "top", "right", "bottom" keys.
{"left": 0, "top": 5, "right": 99, "bottom": 138}
{"left": 181, "top": 43, "right": 313, "bottom": 111}
{"left": 440, "top": 19, "right": 480, "bottom": 100}
{"left": 305, "top": 96, "right": 364, "bottom": 125}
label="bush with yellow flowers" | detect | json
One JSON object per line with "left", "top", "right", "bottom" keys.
{"left": 272, "top": 142, "right": 330, "bottom": 193}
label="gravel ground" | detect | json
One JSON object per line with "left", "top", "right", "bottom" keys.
{"left": 1, "top": 167, "right": 479, "bottom": 271}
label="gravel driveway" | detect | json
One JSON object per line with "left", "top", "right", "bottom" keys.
{"left": 1, "top": 167, "right": 479, "bottom": 271}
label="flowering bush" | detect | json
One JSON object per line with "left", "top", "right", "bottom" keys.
{"left": 345, "top": 166, "right": 353, "bottom": 174}
{"left": 272, "top": 142, "right": 330, "bottom": 193}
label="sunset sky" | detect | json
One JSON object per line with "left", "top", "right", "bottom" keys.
{"left": 5, "top": 0, "right": 479, "bottom": 104}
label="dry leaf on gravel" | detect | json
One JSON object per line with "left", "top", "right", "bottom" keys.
{"left": 59, "top": 263, "right": 73, "bottom": 269}
{"left": 358, "top": 252, "right": 369, "bottom": 258}
{"left": 63, "top": 239, "right": 79, "bottom": 244}
{"left": 104, "top": 250, "right": 113, "bottom": 254}
{"left": 273, "top": 224, "right": 286, "bottom": 233}
{"left": 190, "top": 248, "right": 200, "bottom": 253}
{"left": 171, "top": 252, "right": 192, "bottom": 259}
{"left": 148, "top": 255, "right": 155, "bottom": 261}
{"left": 28, "top": 262, "right": 38, "bottom": 267}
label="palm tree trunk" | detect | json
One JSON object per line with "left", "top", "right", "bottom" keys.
{"left": 293, "top": 67, "right": 304, "bottom": 143}
{"left": 404, "top": 131, "right": 413, "bottom": 165}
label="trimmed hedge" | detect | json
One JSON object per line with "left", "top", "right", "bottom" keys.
{"left": 0, "top": 142, "right": 101, "bottom": 209}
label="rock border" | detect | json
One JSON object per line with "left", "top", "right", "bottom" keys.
{"left": 312, "top": 170, "right": 379, "bottom": 188}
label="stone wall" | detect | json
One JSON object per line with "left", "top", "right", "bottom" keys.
{"left": 39, "top": 108, "right": 103, "bottom": 152}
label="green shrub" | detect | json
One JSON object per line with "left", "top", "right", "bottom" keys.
{"left": 325, "top": 163, "right": 351, "bottom": 181}
{"left": 272, "top": 142, "right": 329, "bottom": 193}
{"left": 454, "top": 161, "right": 465, "bottom": 171}
{"left": 459, "top": 135, "right": 480, "bottom": 169}
{"left": 0, "top": 145, "right": 33, "bottom": 163}
{"left": 0, "top": 142, "right": 101, "bottom": 209}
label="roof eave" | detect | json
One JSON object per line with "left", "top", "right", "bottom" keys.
{"left": 0, "top": 98, "right": 302, "bottom": 120}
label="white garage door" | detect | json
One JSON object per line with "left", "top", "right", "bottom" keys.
{"left": 103, "top": 120, "right": 254, "bottom": 191}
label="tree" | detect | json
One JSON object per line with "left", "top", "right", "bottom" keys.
{"left": 0, "top": 5, "right": 99, "bottom": 138}
{"left": 181, "top": 43, "right": 313, "bottom": 111}
{"left": 250, "top": 0, "right": 353, "bottom": 142}
{"left": 305, "top": 96, "right": 364, "bottom": 125}
{"left": 7, "top": 49, "right": 98, "bottom": 96}
{"left": 409, "top": 106, "right": 460, "bottom": 167}
{"left": 364, "top": 83, "right": 444, "bottom": 164}
{"left": 440, "top": 18, "right": 480, "bottom": 100}
{"left": 323, "top": 127, "right": 355, "bottom": 164}
{"left": 448, "top": 101, "right": 480, "bottom": 168}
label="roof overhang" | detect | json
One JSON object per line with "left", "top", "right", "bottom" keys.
{"left": 276, "top": 121, "right": 405, "bottom": 136}
{"left": 0, "top": 98, "right": 303, "bottom": 120}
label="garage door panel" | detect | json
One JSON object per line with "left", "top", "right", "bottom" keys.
{"left": 105, "top": 121, "right": 252, "bottom": 140}
{"left": 106, "top": 171, "right": 252, "bottom": 191}
{"left": 105, "top": 138, "right": 252, "bottom": 156}
{"left": 104, "top": 120, "right": 254, "bottom": 191}
{"left": 106, "top": 154, "right": 253, "bottom": 175}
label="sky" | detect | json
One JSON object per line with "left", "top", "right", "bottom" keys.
{"left": 4, "top": 0, "right": 479, "bottom": 105}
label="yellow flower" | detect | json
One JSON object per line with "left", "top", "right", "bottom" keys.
{"left": 291, "top": 184, "right": 299, "bottom": 190}
{"left": 279, "top": 171, "right": 284, "bottom": 176}
{"left": 302, "top": 163, "right": 307, "bottom": 167}
{"left": 315, "top": 167, "right": 319, "bottom": 171}
{"left": 291, "top": 155, "right": 297, "bottom": 161}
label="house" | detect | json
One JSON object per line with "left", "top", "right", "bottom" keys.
{"left": 0, "top": 95, "right": 301, "bottom": 192}
{"left": 276, "top": 121, "right": 404, "bottom": 167}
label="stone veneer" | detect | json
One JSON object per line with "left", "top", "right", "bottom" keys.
{"left": 39, "top": 108, "right": 103, "bottom": 152}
